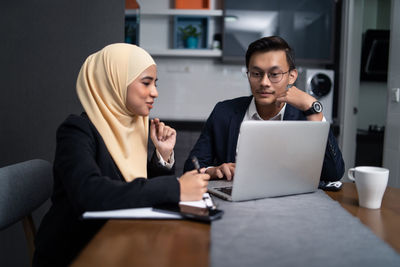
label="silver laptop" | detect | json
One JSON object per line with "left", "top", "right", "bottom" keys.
{"left": 208, "top": 121, "right": 330, "bottom": 201}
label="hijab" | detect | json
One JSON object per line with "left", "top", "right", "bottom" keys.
{"left": 76, "top": 43, "right": 156, "bottom": 182}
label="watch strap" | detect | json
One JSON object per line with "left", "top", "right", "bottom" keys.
{"left": 303, "top": 101, "right": 322, "bottom": 116}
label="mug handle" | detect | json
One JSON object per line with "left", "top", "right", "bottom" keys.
{"left": 348, "top": 168, "right": 356, "bottom": 182}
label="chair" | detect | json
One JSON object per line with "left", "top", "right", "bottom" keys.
{"left": 0, "top": 159, "right": 53, "bottom": 263}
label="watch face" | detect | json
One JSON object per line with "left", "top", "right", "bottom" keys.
{"left": 313, "top": 101, "right": 323, "bottom": 112}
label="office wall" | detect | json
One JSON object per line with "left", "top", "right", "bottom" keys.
{"left": 150, "top": 57, "right": 250, "bottom": 121}
{"left": 0, "top": 1, "right": 124, "bottom": 266}
{"left": 0, "top": 0, "right": 124, "bottom": 166}
{"left": 383, "top": 0, "right": 400, "bottom": 188}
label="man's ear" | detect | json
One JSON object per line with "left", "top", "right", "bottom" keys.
{"left": 288, "top": 69, "right": 298, "bottom": 85}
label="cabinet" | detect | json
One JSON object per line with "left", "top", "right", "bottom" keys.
{"left": 126, "top": 0, "right": 223, "bottom": 57}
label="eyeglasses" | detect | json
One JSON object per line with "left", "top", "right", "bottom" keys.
{"left": 246, "top": 70, "right": 290, "bottom": 83}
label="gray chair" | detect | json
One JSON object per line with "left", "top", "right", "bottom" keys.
{"left": 0, "top": 159, "right": 53, "bottom": 263}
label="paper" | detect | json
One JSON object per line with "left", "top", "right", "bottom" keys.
{"left": 179, "top": 193, "right": 210, "bottom": 208}
{"left": 82, "top": 193, "right": 212, "bottom": 219}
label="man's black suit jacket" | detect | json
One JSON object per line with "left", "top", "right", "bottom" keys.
{"left": 33, "top": 113, "right": 180, "bottom": 267}
{"left": 184, "top": 96, "right": 345, "bottom": 181}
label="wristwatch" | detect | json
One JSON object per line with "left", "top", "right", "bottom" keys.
{"left": 303, "top": 101, "right": 323, "bottom": 116}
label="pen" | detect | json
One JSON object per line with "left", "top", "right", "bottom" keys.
{"left": 191, "top": 156, "right": 201, "bottom": 173}
{"left": 191, "top": 156, "right": 216, "bottom": 210}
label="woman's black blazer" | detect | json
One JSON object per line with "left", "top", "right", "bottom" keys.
{"left": 33, "top": 113, "right": 180, "bottom": 266}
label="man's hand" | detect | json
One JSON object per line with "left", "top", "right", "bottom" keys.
{"left": 276, "top": 85, "right": 323, "bottom": 121}
{"left": 206, "top": 163, "right": 236, "bottom": 180}
{"left": 150, "top": 118, "right": 176, "bottom": 161}
{"left": 179, "top": 169, "right": 210, "bottom": 201}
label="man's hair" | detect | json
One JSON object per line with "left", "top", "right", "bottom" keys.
{"left": 245, "top": 36, "right": 295, "bottom": 70}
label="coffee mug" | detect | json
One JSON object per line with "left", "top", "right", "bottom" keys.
{"left": 348, "top": 166, "right": 389, "bottom": 209}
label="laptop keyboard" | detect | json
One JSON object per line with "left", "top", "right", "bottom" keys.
{"left": 216, "top": 186, "right": 233, "bottom": 196}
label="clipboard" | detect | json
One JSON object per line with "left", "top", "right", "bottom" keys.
{"left": 82, "top": 193, "right": 223, "bottom": 221}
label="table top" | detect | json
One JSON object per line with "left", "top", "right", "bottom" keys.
{"left": 72, "top": 183, "right": 400, "bottom": 266}
{"left": 326, "top": 182, "right": 400, "bottom": 253}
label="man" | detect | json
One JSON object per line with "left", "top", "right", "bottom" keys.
{"left": 183, "top": 36, "right": 344, "bottom": 181}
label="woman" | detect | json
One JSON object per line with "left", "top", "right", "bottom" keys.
{"left": 33, "top": 43, "right": 209, "bottom": 266}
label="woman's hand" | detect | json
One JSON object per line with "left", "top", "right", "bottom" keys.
{"left": 179, "top": 169, "right": 210, "bottom": 201}
{"left": 150, "top": 118, "right": 176, "bottom": 161}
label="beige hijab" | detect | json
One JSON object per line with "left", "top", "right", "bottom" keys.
{"left": 76, "top": 43, "right": 156, "bottom": 182}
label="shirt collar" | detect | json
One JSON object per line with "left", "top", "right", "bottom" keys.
{"left": 246, "top": 97, "right": 286, "bottom": 121}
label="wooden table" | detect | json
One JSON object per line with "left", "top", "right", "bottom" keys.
{"left": 72, "top": 183, "right": 400, "bottom": 266}
{"left": 326, "top": 182, "right": 400, "bottom": 253}
{"left": 71, "top": 219, "right": 210, "bottom": 267}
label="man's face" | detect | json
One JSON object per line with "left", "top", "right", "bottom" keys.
{"left": 247, "top": 50, "right": 297, "bottom": 107}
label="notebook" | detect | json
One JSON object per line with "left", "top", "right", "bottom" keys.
{"left": 208, "top": 120, "right": 330, "bottom": 201}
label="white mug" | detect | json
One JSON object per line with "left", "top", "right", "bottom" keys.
{"left": 348, "top": 166, "right": 389, "bottom": 209}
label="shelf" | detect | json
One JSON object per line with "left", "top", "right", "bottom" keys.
{"left": 147, "top": 49, "right": 222, "bottom": 57}
{"left": 127, "top": 1, "right": 223, "bottom": 59}
{"left": 126, "top": 9, "right": 223, "bottom": 17}
{"left": 125, "top": 9, "right": 139, "bottom": 17}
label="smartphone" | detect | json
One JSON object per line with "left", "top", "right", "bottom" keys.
{"left": 153, "top": 203, "right": 224, "bottom": 222}
{"left": 318, "top": 181, "right": 343, "bottom": 191}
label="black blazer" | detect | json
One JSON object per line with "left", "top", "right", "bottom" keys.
{"left": 184, "top": 96, "right": 345, "bottom": 181}
{"left": 33, "top": 113, "right": 180, "bottom": 267}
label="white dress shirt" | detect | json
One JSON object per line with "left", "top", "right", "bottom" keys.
{"left": 156, "top": 150, "right": 174, "bottom": 169}
{"left": 243, "top": 97, "right": 286, "bottom": 122}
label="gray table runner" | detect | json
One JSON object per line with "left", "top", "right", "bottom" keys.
{"left": 210, "top": 190, "right": 400, "bottom": 267}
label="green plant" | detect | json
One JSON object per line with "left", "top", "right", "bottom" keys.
{"left": 178, "top": 25, "right": 201, "bottom": 40}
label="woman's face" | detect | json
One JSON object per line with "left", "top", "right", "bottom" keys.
{"left": 126, "top": 64, "right": 158, "bottom": 116}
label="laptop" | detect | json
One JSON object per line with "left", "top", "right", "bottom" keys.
{"left": 208, "top": 121, "right": 330, "bottom": 201}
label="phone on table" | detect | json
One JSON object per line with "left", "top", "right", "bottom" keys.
{"left": 153, "top": 203, "right": 224, "bottom": 222}
{"left": 318, "top": 181, "right": 343, "bottom": 191}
